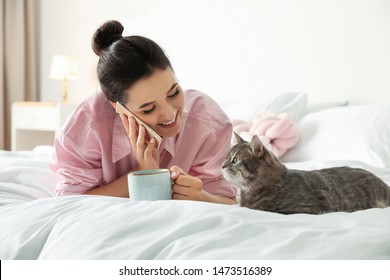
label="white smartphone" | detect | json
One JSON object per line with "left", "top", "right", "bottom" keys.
{"left": 115, "top": 102, "right": 162, "bottom": 149}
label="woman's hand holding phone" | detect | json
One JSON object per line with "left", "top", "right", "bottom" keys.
{"left": 115, "top": 102, "right": 162, "bottom": 148}
{"left": 120, "top": 114, "right": 160, "bottom": 170}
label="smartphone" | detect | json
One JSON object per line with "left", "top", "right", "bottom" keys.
{"left": 115, "top": 102, "right": 162, "bottom": 149}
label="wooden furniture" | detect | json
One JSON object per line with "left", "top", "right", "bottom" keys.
{"left": 11, "top": 102, "right": 77, "bottom": 151}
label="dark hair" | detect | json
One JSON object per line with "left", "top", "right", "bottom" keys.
{"left": 92, "top": 20, "right": 173, "bottom": 103}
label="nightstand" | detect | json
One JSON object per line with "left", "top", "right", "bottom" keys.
{"left": 11, "top": 102, "right": 77, "bottom": 151}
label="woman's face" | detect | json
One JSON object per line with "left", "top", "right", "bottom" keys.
{"left": 125, "top": 68, "right": 184, "bottom": 139}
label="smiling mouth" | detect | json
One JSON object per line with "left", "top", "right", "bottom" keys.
{"left": 159, "top": 112, "right": 178, "bottom": 128}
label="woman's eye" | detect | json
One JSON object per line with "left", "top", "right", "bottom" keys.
{"left": 143, "top": 105, "right": 156, "bottom": 114}
{"left": 142, "top": 87, "right": 180, "bottom": 114}
{"left": 168, "top": 88, "right": 180, "bottom": 99}
{"left": 232, "top": 157, "right": 240, "bottom": 164}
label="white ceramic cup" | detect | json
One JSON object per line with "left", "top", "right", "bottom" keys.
{"left": 128, "top": 169, "right": 172, "bottom": 201}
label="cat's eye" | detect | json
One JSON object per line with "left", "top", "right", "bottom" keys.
{"left": 232, "top": 157, "right": 240, "bottom": 164}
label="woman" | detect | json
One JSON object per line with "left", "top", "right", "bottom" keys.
{"left": 49, "top": 20, "right": 236, "bottom": 204}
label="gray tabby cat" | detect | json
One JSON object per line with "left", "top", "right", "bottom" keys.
{"left": 222, "top": 133, "right": 390, "bottom": 214}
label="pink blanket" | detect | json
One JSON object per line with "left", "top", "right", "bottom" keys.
{"left": 232, "top": 111, "right": 299, "bottom": 157}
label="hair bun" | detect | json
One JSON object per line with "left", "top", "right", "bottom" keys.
{"left": 92, "top": 20, "right": 124, "bottom": 56}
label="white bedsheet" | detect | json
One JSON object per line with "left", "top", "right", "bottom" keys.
{"left": 1, "top": 148, "right": 389, "bottom": 260}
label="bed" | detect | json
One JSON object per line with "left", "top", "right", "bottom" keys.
{"left": 1, "top": 93, "right": 390, "bottom": 260}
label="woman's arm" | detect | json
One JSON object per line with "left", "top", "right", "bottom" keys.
{"left": 201, "top": 192, "right": 237, "bottom": 204}
{"left": 83, "top": 173, "right": 129, "bottom": 197}
{"left": 84, "top": 115, "right": 160, "bottom": 198}
{"left": 85, "top": 166, "right": 238, "bottom": 203}
{"left": 170, "top": 166, "right": 237, "bottom": 205}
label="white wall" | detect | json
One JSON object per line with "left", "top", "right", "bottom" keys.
{"left": 39, "top": 0, "right": 390, "bottom": 106}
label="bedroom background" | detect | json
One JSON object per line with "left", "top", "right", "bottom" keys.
{"left": 1, "top": 0, "right": 390, "bottom": 265}
{"left": 1, "top": 0, "right": 390, "bottom": 150}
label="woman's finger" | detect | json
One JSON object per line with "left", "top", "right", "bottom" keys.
{"left": 172, "top": 192, "right": 189, "bottom": 200}
{"left": 174, "top": 174, "right": 203, "bottom": 189}
{"left": 120, "top": 114, "right": 130, "bottom": 134}
{"left": 128, "top": 116, "right": 138, "bottom": 145}
{"left": 144, "top": 138, "right": 155, "bottom": 159}
{"left": 172, "top": 184, "right": 190, "bottom": 196}
{"left": 136, "top": 124, "right": 146, "bottom": 156}
{"left": 169, "top": 165, "right": 186, "bottom": 180}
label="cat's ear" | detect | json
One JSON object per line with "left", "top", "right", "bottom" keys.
{"left": 250, "top": 135, "right": 264, "bottom": 158}
{"left": 234, "top": 131, "right": 245, "bottom": 144}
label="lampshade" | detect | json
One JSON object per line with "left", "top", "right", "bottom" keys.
{"left": 49, "top": 55, "right": 79, "bottom": 80}
{"left": 49, "top": 55, "right": 79, "bottom": 103}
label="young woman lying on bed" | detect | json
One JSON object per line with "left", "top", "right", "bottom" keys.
{"left": 49, "top": 20, "right": 236, "bottom": 204}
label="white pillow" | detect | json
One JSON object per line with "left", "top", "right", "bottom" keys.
{"left": 282, "top": 105, "right": 390, "bottom": 167}
{"left": 218, "top": 92, "right": 307, "bottom": 121}
{"left": 255, "top": 92, "right": 307, "bottom": 122}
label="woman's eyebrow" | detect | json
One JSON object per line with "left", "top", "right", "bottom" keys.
{"left": 166, "top": 82, "right": 178, "bottom": 94}
{"left": 138, "top": 101, "right": 155, "bottom": 110}
{"left": 137, "top": 82, "right": 178, "bottom": 109}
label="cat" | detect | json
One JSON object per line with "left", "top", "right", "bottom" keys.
{"left": 222, "top": 133, "right": 390, "bottom": 214}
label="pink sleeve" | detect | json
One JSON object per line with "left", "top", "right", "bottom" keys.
{"left": 49, "top": 132, "right": 103, "bottom": 196}
{"left": 189, "top": 122, "right": 237, "bottom": 198}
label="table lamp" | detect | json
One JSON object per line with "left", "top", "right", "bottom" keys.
{"left": 49, "top": 55, "right": 79, "bottom": 103}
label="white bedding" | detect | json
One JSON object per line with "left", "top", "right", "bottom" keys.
{"left": 1, "top": 147, "right": 389, "bottom": 260}
{"left": 2, "top": 96, "right": 390, "bottom": 260}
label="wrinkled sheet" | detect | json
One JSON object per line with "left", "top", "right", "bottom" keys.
{"left": 1, "top": 148, "right": 389, "bottom": 259}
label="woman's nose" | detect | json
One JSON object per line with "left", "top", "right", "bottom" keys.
{"left": 159, "top": 104, "right": 175, "bottom": 121}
